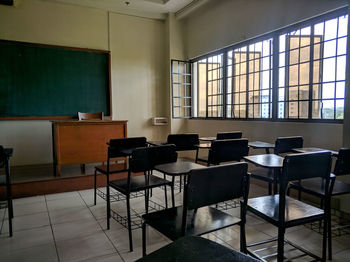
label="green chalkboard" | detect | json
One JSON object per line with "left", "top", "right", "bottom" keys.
{"left": 0, "top": 40, "right": 110, "bottom": 119}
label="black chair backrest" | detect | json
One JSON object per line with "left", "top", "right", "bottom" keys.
{"left": 334, "top": 148, "right": 350, "bottom": 176}
{"left": 130, "top": 145, "right": 178, "bottom": 173}
{"left": 185, "top": 162, "right": 249, "bottom": 210}
{"left": 0, "top": 146, "right": 6, "bottom": 167}
{"left": 279, "top": 151, "right": 332, "bottom": 224}
{"left": 216, "top": 131, "right": 242, "bottom": 140}
{"left": 0, "top": 146, "right": 11, "bottom": 187}
{"left": 281, "top": 151, "right": 332, "bottom": 184}
{"left": 0, "top": 146, "right": 5, "bottom": 168}
{"left": 167, "top": 134, "right": 199, "bottom": 151}
{"left": 208, "top": 138, "right": 249, "bottom": 165}
{"left": 108, "top": 137, "right": 147, "bottom": 158}
{"left": 274, "top": 136, "right": 303, "bottom": 155}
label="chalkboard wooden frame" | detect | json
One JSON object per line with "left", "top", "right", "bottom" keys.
{"left": 0, "top": 39, "right": 111, "bottom": 120}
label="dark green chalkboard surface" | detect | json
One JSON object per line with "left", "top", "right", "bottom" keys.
{"left": 0, "top": 40, "right": 110, "bottom": 119}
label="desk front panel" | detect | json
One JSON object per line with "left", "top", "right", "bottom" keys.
{"left": 53, "top": 121, "right": 127, "bottom": 165}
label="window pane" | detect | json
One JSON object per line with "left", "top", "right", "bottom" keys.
{"left": 336, "top": 99, "right": 344, "bottom": 119}
{"left": 171, "top": 60, "right": 191, "bottom": 118}
{"left": 322, "top": 100, "right": 334, "bottom": 119}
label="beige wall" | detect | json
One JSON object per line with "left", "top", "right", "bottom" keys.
{"left": 181, "top": 0, "right": 347, "bottom": 152}
{"left": 109, "top": 13, "right": 167, "bottom": 140}
{"left": 0, "top": 0, "right": 168, "bottom": 165}
{"left": 166, "top": 13, "right": 188, "bottom": 135}
{"left": 184, "top": 0, "right": 348, "bottom": 59}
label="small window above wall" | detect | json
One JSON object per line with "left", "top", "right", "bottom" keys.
{"left": 171, "top": 60, "right": 192, "bottom": 118}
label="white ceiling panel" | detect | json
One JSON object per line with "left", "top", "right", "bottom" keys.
{"left": 42, "top": 0, "right": 201, "bottom": 19}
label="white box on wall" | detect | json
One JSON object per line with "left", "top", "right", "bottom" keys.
{"left": 152, "top": 117, "right": 168, "bottom": 126}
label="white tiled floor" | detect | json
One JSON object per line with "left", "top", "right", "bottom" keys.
{"left": 1, "top": 180, "right": 350, "bottom": 262}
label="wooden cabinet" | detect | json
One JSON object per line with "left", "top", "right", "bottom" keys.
{"left": 52, "top": 120, "right": 127, "bottom": 176}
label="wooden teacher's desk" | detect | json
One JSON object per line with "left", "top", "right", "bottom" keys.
{"left": 52, "top": 120, "right": 127, "bottom": 176}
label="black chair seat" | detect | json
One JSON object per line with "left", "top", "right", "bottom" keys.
{"left": 143, "top": 206, "right": 240, "bottom": 241}
{"left": 248, "top": 195, "right": 324, "bottom": 227}
{"left": 250, "top": 167, "right": 274, "bottom": 182}
{"left": 136, "top": 236, "right": 259, "bottom": 262}
{"left": 289, "top": 177, "right": 350, "bottom": 197}
{"left": 95, "top": 164, "right": 125, "bottom": 174}
{"left": 110, "top": 175, "right": 171, "bottom": 194}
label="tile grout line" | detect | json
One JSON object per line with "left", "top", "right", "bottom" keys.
{"left": 77, "top": 190, "right": 126, "bottom": 262}
{"left": 44, "top": 194, "right": 61, "bottom": 262}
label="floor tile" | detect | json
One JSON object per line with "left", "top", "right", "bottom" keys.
{"left": 56, "top": 232, "right": 115, "bottom": 262}
{"left": 107, "top": 227, "right": 168, "bottom": 254}
{"left": 0, "top": 243, "right": 58, "bottom": 262}
{"left": 79, "top": 189, "right": 105, "bottom": 206}
{"left": 12, "top": 201, "right": 47, "bottom": 217}
{"left": 2, "top": 212, "right": 50, "bottom": 233}
{"left": 13, "top": 195, "right": 46, "bottom": 205}
{"left": 49, "top": 206, "right": 95, "bottom": 225}
{"left": 46, "top": 191, "right": 81, "bottom": 201}
{"left": 121, "top": 241, "right": 169, "bottom": 262}
{"left": 0, "top": 226, "right": 54, "bottom": 252}
{"left": 82, "top": 252, "right": 123, "bottom": 262}
{"left": 52, "top": 217, "right": 102, "bottom": 241}
{"left": 46, "top": 196, "right": 86, "bottom": 211}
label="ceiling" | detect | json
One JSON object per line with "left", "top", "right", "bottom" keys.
{"left": 42, "top": 0, "right": 207, "bottom": 19}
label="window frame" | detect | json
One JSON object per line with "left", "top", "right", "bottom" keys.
{"left": 171, "top": 59, "right": 192, "bottom": 119}
{"left": 187, "top": 6, "right": 347, "bottom": 124}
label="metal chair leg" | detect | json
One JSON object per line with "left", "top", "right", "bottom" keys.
{"left": 94, "top": 169, "right": 97, "bottom": 205}
{"left": 171, "top": 176, "right": 175, "bottom": 208}
{"left": 142, "top": 222, "right": 147, "bottom": 257}
{"left": 164, "top": 185, "right": 168, "bottom": 209}
{"left": 80, "top": 164, "right": 86, "bottom": 174}
{"left": 240, "top": 205, "right": 247, "bottom": 253}
{"left": 106, "top": 184, "right": 110, "bottom": 230}
{"left": 126, "top": 195, "right": 133, "bottom": 252}
{"left": 322, "top": 216, "right": 327, "bottom": 261}
{"left": 327, "top": 208, "right": 332, "bottom": 260}
{"left": 179, "top": 175, "right": 182, "bottom": 192}
{"left": 268, "top": 182, "right": 272, "bottom": 195}
{"left": 277, "top": 226, "right": 285, "bottom": 262}
{"left": 8, "top": 198, "right": 13, "bottom": 237}
{"left": 145, "top": 189, "right": 149, "bottom": 214}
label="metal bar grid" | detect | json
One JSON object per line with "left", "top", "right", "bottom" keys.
{"left": 97, "top": 188, "right": 145, "bottom": 202}
{"left": 247, "top": 237, "right": 322, "bottom": 262}
{"left": 0, "top": 201, "right": 7, "bottom": 209}
{"left": 304, "top": 209, "right": 350, "bottom": 237}
{"left": 110, "top": 199, "right": 165, "bottom": 230}
{"left": 216, "top": 199, "right": 241, "bottom": 211}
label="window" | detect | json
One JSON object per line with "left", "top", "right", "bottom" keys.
{"left": 226, "top": 39, "right": 273, "bottom": 119}
{"left": 178, "top": 7, "right": 348, "bottom": 122}
{"left": 193, "top": 54, "right": 224, "bottom": 118}
{"left": 278, "top": 14, "right": 348, "bottom": 120}
{"left": 171, "top": 60, "right": 191, "bottom": 118}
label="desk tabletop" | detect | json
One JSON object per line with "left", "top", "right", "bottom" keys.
{"left": 244, "top": 154, "right": 283, "bottom": 168}
{"left": 155, "top": 160, "right": 204, "bottom": 176}
{"left": 198, "top": 142, "right": 211, "bottom": 149}
{"left": 136, "top": 236, "right": 259, "bottom": 262}
{"left": 248, "top": 141, "right": 275, "bottom": 149}
{"left": 51, "top": 120, "right": 128, "bottom": 126}
{"left": 147, "top": 141, "right": 166, "bottom": 146}
{"left": 292, "top": 147, "right": 338, "bottom": 157}
{"left": 199, "top": 137, "right": 216, "bottom": 142}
